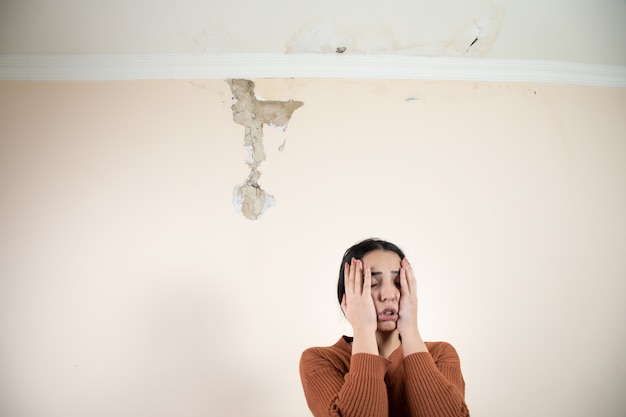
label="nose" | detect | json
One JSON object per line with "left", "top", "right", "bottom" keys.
{"left": 380, "top": 281, "right": 399, "bottom": 302}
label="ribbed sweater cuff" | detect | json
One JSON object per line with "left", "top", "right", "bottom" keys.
{"left": 350, "top": 353, "right": 390, "bottom": 377}
{"left": 403, "top": 351, "right": 438, "bottom": 374}
{"left": 403, "top": 351, "right": 458, "bottom": 393}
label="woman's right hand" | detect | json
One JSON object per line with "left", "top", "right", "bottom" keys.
{"left": 341, "top": 258, "right": 378, "bottom": 336}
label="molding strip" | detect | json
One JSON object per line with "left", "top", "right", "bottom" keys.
{"left": 1, "top": 54, "right": 625, "bottom": 87}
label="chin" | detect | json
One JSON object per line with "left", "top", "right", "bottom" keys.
{"left": 378, "top": 323, "right": 398, "bottom": 332}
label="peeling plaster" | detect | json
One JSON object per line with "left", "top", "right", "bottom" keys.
{"left": 227, "top": 79, "right": 303, "bottom": 220}
{"left": 285, "top": 4, "right": 505, "bottom": 58}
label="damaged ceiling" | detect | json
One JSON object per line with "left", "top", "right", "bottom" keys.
{"left": 227, "top": 79, "right": 303, "bottom": 220}
{"left": 1, "top": 0, "right": 624, "bottom": 220}
{"left": 0, "top": 0, "right": 625, "bottom": 66}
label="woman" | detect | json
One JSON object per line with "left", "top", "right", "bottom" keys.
{"left": 299, "top": 238, "right": 470, "bottom": 417}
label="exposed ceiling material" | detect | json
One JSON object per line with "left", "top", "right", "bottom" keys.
{"left": 228, "top": 79, "right": 303, "bottom": 220}
{"left": 0, "top": 0, "right": 625, "bottom": 83}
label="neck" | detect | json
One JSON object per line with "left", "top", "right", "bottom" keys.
{"left": 376, "top": 330, "right": 401, "bottom": 358}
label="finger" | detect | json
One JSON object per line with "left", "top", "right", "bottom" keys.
{"left": 400, "top": 266, "right": 409, "bottom": 296}
{"left": 354, "top": 259, "right": 363, "bottom": 295}
{"left": 344, "top": 261, "right": 352, "bottom": 294}
{"left": 362, "top": 265, "right": 372, "bottom": 297}
{"left": 402, "top": 258, "right": 415, "bottom": 294}
{"left": 349, "top": 258, "right": 358, "bottom": 294}
{"left": 403, "top": 257, "right": 413, "bottom": 274}
{"left": 341, "top": 294, "right": 347, "bottom": 314}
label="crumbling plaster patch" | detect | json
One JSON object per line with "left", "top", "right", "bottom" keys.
{"left": 227, "top": 79, "right": 303, "bottom": 220}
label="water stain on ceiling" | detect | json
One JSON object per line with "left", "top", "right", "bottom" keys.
{"left": 285, "top": 4, "right": 505, "bottom": 57}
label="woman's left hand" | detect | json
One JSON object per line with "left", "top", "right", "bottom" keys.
{"left": 397, "top": 258, "right": 420, "bottom": 338}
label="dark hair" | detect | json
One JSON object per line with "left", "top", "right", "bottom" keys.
{"left": 337, "top": 238, "right": 406, "bottom": 305}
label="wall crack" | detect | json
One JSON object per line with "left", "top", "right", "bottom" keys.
{"left": 227, "top": 79, "right": 303, "bottom": 220}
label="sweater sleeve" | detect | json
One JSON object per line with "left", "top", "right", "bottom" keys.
{"left": 403, "top": 342, "right": 470, "bottom": 417}
{"left": 300, "top": 348, "right": 391, "bottom": 417}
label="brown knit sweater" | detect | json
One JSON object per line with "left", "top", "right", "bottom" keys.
{"left": 299, "top": 336, "right": 469, "bottom": 417}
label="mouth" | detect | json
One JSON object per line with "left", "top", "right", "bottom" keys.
{"left": 378, "top": 308, "right": 398, "bottom": 321}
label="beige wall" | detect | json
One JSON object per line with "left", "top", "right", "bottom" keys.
{"left": 1, "top": 79, "right": 625, "bottom": 417}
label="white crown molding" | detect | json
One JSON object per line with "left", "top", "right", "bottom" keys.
{"left": 1, "top": 54, "right": 625, "bottom": 87}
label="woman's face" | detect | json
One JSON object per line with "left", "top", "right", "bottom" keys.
{"left": 361, "top": 250, "right": 402, "bottom": 333}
